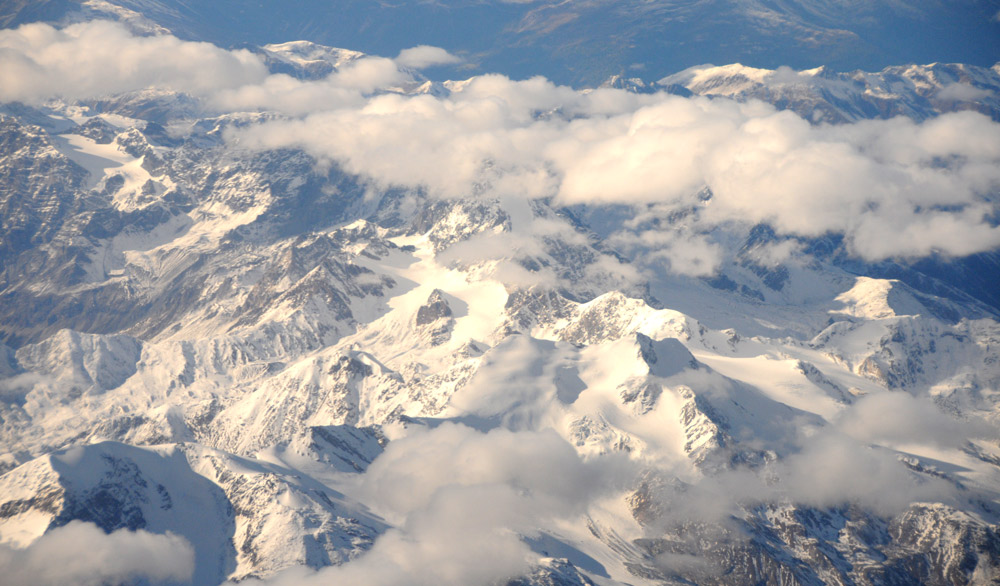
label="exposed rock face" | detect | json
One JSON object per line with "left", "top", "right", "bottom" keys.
{"left": 622, "top": 503, "right": 1000, "bottom": 586}
{"left": 416, "top": 289, "right": 453, "bottom": 326}
{"left": 416, "top": 289, "right": 455, "bottom": 346}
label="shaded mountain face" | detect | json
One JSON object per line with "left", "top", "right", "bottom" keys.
{"left": 1, "top": 6, "right": 1000, "bottom": 586}
{"left": 1, "top": 0, "right": 999, "bottom": 84}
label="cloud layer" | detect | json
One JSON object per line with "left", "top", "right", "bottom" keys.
{"left": 0, "top": 21, "right": 267, "bottom": 102}
{"left": 3, "top": 21, "right": 999, "bottom": 266}
{"left": 0, "top": 521, "right": 194, "bottom": 586}
{"left": 235, "top": 81, "right": 1000, "bottom": 262}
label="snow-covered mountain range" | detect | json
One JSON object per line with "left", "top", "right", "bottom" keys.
{"left": 2, "top": 0, "right": 998, "bottom": 84}
{"left": 1, "top": 5, "right": 1000, "bottom": 586}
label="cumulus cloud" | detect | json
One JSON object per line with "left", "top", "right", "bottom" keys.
{"left": 360, "top": 423, "right": 613, "bottom": 517}
{"left": 0, "top": 521, "right": 195, "bottom": 586}
{"left": 396, "top": 45, "right": 462, "bottom": 69}
{"left": 334, "top": 56, "right": 413, "bottom": 92}
{"left": 4, "top": 21, "right": 1000, "bottom": 268}
{"left": 208, "top": 73, "right": 366, "bottom": 116}
{"left": 231, "top": 78, "right": 1000, "bottom": 264}
{"left": 0, "top": 21, "right": 267, "bottom": 104}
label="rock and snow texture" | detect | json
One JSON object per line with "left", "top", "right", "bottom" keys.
{"left": 656, "top": 62, "right": 1000, "bottom": 123}
{"left": 1, "top": 14, "right": 1000, "bottom": 586}
{"left": 3, "top": 0, "right": 998, "bottom": 86}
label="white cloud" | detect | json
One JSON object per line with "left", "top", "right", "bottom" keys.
{"left": 752, "top": 240, "right": 802, "bottom": 266}
{"left": 937, "top": 82, "right": 992, "bottom": 102}
{"left": 0, "top": 21, "right": 267, "bottom": 104}
{"left": 232, "top": 79, "right": 1000, "bottom": 264}
{"left": 837, "top": 392, "right": 998, "bottom": 449}
{"left": 0, "top": 521, "right": 195, "bottom": 586}
{"left": 4, "top": 20, "right": 1000, "bottom": 269}
{"left": 623, "top": 229, "right": 723, "bottom": 277}
{"left": 231, "top": 423, "right": 630, "bottom": 586}
{"left": 335, "top": 56, "right": 412, "bottom": 92}
{"left": 236, "top": 484, "right": 537, "bottom": 586}
{"left": 396, "top": 45, "right": 462, "bottom": 69}
{"left": 360, "top": 423, "right": 621, "bottom": 518}
{"left": 778, "top": 431, "right": 955, "bottom": 516}
{"left": 208, "top": 74, "right": 366, "bottom": 116}
{"left": 639, "top": 423, "right": 959, "bottom": 531}
{"left": 208, "top": 55, "right": 418, "bottom": 114}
